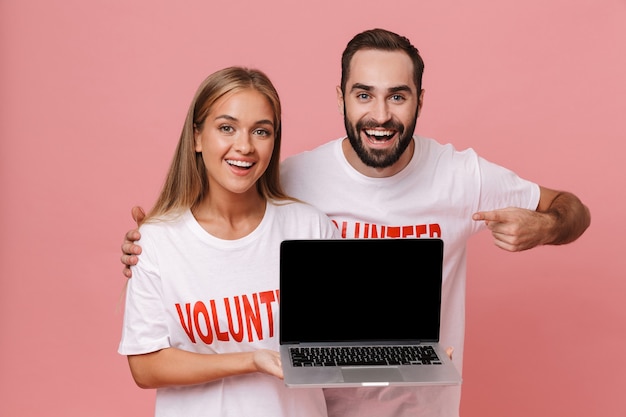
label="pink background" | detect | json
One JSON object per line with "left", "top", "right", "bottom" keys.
{"left": 1, "top": 0, "right": 624, "bottom": 416}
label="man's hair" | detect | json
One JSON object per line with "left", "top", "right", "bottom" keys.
{"left": 340, "top": 28, "right": 425, "bottom": 94}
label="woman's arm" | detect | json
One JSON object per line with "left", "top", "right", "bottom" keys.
{"left": 128, "top": 347, "right": 283, "bottom": 389}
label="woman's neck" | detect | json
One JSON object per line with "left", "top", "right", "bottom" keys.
{"left": 192, "top": 190, "right": 267, "bottom": 240}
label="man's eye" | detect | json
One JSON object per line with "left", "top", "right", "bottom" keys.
{"left": 357, "top": 93, "right": 370, "bottom": 100}
{"left": 390, "top": 94, "right": 405, "bottom": 102}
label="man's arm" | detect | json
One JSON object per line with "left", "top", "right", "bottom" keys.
{"left": 120, "top": 206, "right": 146, "bottom": 278}
{"left": 472, "top": 186, "right": 591, "bottom": 252}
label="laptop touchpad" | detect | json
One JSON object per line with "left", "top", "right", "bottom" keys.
{"left": 341, "top": 367, "right": 403, "bottom": 383}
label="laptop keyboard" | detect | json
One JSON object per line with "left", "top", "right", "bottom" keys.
{"left": 289, "top": 345, "right": 442, "bottom": 367}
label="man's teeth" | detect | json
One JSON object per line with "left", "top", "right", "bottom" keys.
{"left": 365, "top": 129, "right": 394, "bottom": 137}
{"left": 226, "top": 160, "right": 253, "bottom": 168}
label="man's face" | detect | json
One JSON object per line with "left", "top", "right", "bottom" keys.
{"left": 338, "top": 49, "right": 423, "bottom": 169}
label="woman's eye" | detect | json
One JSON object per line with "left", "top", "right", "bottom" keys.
{"left": 219, "top": 125, "right": 234, "bottom": 133}
{"left": 254, "top": 129, "right": 271, "bottom": 137}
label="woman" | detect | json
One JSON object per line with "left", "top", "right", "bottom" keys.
{"left": 118, "top": 67, "right": 337, "bottom": 416}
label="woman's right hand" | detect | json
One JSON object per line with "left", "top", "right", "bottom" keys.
{"left": 253, "top": 349, "right": 284, "bottom": 379}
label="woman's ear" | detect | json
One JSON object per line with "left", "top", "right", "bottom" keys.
{"left": 193, "top": 124, "right": 202, "bottom": 152}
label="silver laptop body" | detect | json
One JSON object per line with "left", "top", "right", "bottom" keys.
{"left": 279, "top": 238, "right": 462, "bottom": 388}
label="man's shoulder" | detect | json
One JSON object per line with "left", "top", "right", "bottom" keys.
{"left": 415, "top": 135, "right": 479, "bottom": 161}
{"left": 282, "top": 137, "right": 342, "bottom": 166}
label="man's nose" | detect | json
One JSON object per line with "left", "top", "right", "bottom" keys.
{"left": 371, "top": 99, "right": 391, "bottom": 123}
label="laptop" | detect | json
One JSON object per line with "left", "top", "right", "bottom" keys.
{"left": 279, "top": 238, "right": 462, "bottom": 388}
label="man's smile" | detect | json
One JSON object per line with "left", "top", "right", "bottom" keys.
{"left": 364, "top": 129, "right": 396, "bottom": 142}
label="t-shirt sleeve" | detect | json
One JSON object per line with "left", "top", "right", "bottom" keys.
{"left": 476, "top": 156, "right": 541, "bottom": 213}
{"left": 118, "top": 228, "right": 171, "bottom": 355}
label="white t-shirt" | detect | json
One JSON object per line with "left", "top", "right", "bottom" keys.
{"left": 119, "top": 201, "right": 338, "bottom": 417}
{"left": 280, "top": 136, "right": 540, "bottom": 417}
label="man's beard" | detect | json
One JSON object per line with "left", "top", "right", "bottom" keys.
{"left": 344, "top": 110, "right": 418, "bottom": 169}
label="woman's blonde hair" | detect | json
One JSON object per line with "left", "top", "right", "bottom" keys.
{"left": 144, "top": 67, "right": 291, "bottom": 223}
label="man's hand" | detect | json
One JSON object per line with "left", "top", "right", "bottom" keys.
{"left": 473, "top": 187, "right": 590, "bottom": 252}
{"left": 472, "top": 207, "right": 553, "bottom": 252}
{"left": 121, "top": 206, "right": 146, "bottom": 278}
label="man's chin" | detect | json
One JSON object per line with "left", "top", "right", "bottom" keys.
{"left": 360, "top": 150, "right": 399, "bottom": 169}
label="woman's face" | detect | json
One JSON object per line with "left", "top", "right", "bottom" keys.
{"left": 194, "top": 88, "right": 275, "bottom": 199}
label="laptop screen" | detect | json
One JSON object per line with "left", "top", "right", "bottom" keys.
{"left": 279, "top": 238, "right": 443, "bottom": 344}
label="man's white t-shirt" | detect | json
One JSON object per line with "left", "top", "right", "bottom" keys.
{"left": 280, "top": 136, "right": 540, "bottom": 417}
{"left": 119, "top": 201, "right": 338, "bottom": 417}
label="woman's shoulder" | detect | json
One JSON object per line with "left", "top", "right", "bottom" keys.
{"left": 138, "top": 210, "right": 189, "bottom": 237}
{"left": 270, "top": 199, "right": 327, "bottom": 217}
{"left": 269, "top": 199, "right": 337, "bottom": 238}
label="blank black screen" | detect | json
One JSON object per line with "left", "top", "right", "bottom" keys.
{"left": 279, "top": 238, "right": 443, "bottom": 344}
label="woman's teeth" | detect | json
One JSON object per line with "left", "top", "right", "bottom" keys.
{"left": 226, "top": 160, "right": 253, "bottom": 168}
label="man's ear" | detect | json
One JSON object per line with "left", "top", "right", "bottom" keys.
{"left": 336, "top": 86, "right": 345, "bottom": 115}
{"left": 417, "top": 89, "right": 425, "bottom": 117}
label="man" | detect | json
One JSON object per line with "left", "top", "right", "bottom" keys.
{"left": 120, "top": 29, "right": 590, "bottom": 416}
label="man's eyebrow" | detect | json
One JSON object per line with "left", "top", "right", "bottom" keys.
{"left": 388, "top": 85, "right": 413, "bottom": 94}
{"left": 349, "top": 83, "right": 373, "bottom": 92}
{"left": 349, "top": 83, "right": 413, "bottom": 94}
